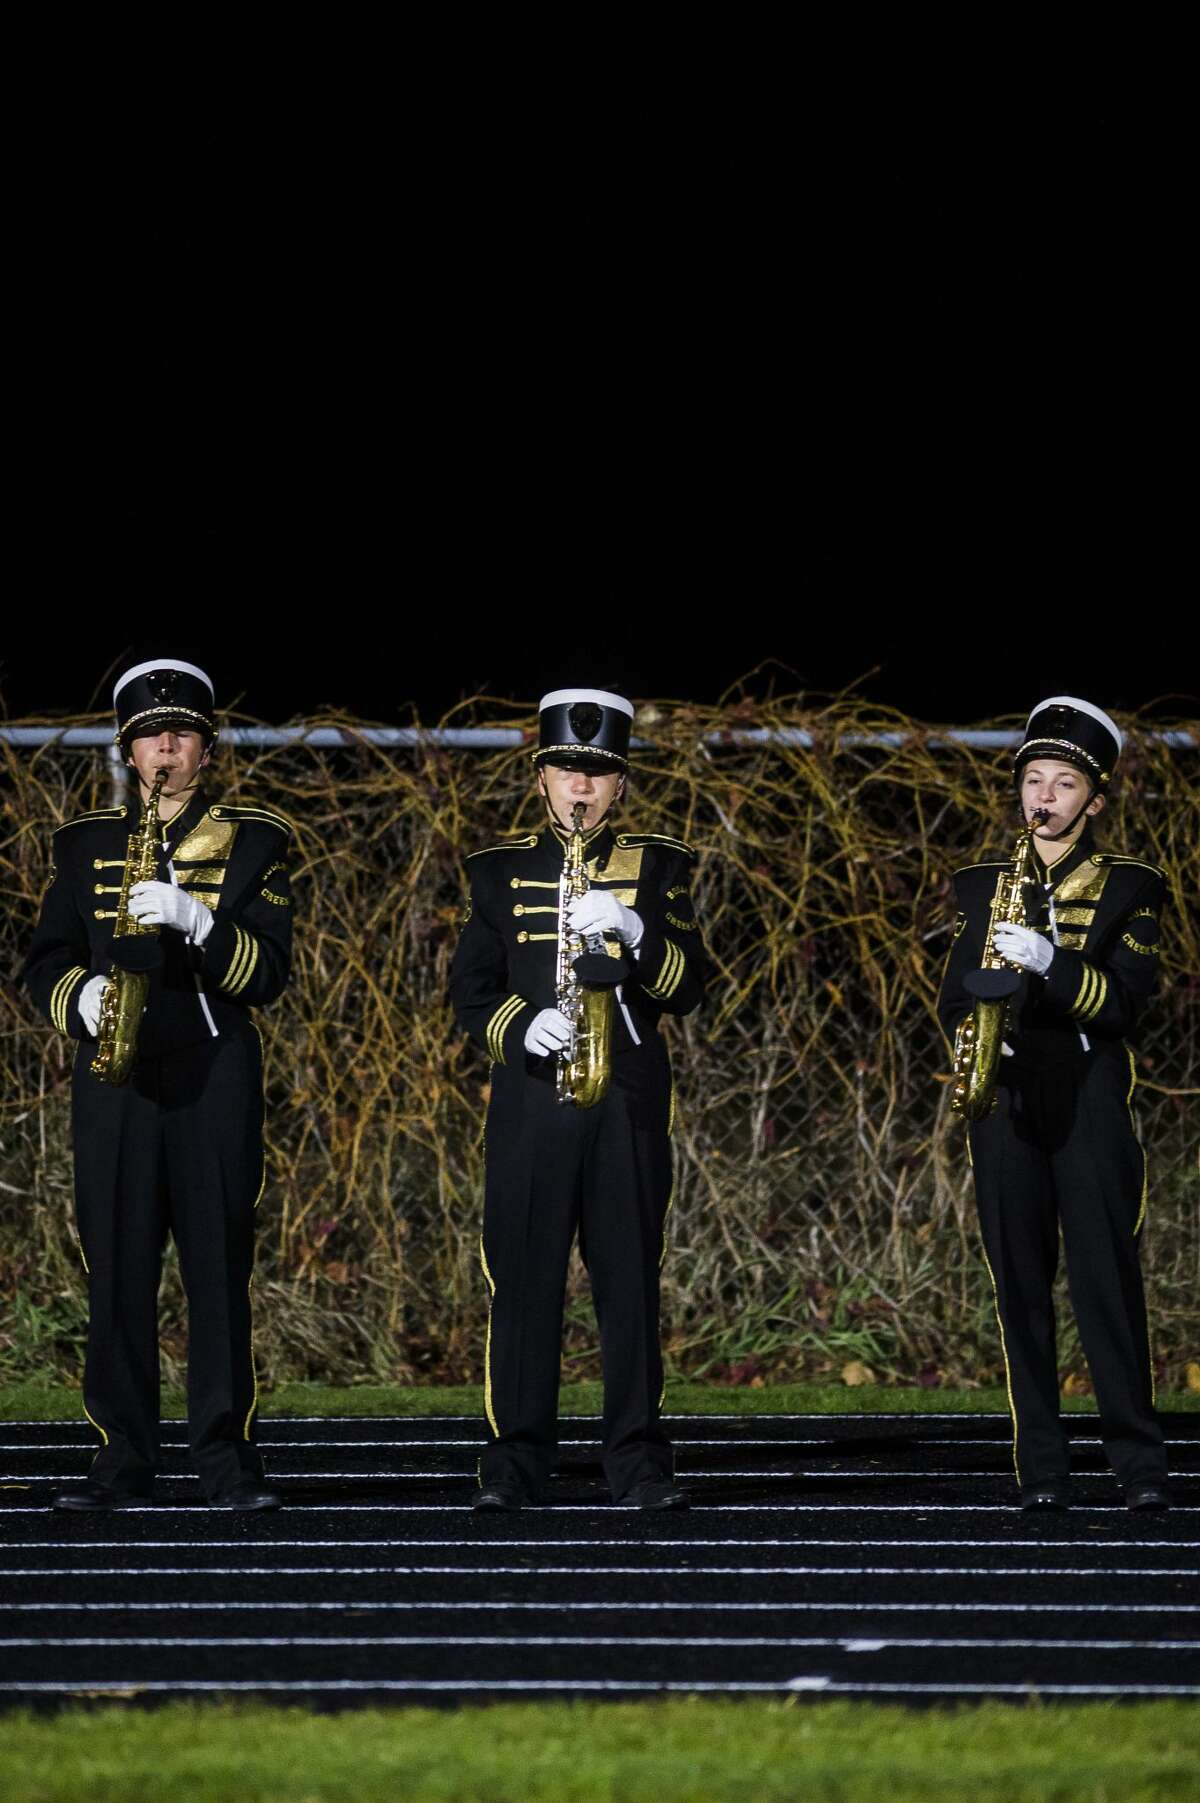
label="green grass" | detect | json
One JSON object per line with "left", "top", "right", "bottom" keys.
{"left": 0, "top": 1700, "right": 1197, "bottom": 1802}
{"left": 2, "top": 1378, "right": 1196, "bottom": 1420}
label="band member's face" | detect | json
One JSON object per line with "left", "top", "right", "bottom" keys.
{"left": 128, "top": 728, "right": 209, "bottom": 796}
{"left": 1020, "top": 759, "right": 1104, "bottom": 836}
{"left": 538, "top": 762, "right": 624, "bottom": 829}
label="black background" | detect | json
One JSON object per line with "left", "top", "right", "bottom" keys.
{"left": 7, "top": 9, "right": 1192, "bottom": 721}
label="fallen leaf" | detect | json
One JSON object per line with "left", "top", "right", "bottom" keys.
{"left": 1185, "top": 1362, "right": 1200, "bottom": 1393}
{"left": 841, "top": 1360, "right": 875, "bottom": 1387}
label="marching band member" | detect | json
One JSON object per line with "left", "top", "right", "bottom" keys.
{"left": 450, "top": 686, "right": 711, "bottom": 1511}
{"left": 939, "top": 697, "right": 1170, "bottom": 1511}
{"left": 24, "top": 654, "right": 294, "bottom": 1511}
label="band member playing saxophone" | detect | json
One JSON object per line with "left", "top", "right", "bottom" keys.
{"left": 938, "top": 697, "right": 1169, "bottom": 1512}
{"left": 450, "top": 685, "right": 710, "bottom": 1511}
{"left": 23, "top": 653, "right": 294, "bottom": 1511}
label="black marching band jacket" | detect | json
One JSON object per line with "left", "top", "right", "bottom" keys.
{"left": 451, "top": 823, "right": 707, "bottom": 1067}
{"left": 25, "top": 788, "right": 293, "bottom": 1057}
{"left": 937, "top": 823, "right": 1165, "bottom": 1069}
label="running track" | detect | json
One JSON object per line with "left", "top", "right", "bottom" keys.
{"left": 1, "top": 1412, "right": 1197, "bottom": 1704}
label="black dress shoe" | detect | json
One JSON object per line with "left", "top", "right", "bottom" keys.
{"left": 1020, "top": 1481, "right": 1071, "bottom": 1512}
{"left": 51, "top": 1479, "right": 146, "bottom": 1512}
{"left": 621, "top": 1478, "right": 690, "bottom": 1511}
{"left": 1125, "top": 1483, "right": 1170, "bottom": 1513}
{"left": 473, "top": 1480, "right": 526, "bottom": 1513}
{"left": 211, "top": 1479, "right": 282, "bottom": 1511}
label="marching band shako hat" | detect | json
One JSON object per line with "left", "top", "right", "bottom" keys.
{"left": 113, "top": 657, "right": 218, "bottom": 755}
{"left": 1014, "top": 695, "right": 1123, "bottom": 790}
{"left": 534, "top": 687, "right": 634, "bottom": 773}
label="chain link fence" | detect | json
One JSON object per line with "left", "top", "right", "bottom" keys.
{"left": 2, "top": 694, "right": 1196, "bottom": 1393}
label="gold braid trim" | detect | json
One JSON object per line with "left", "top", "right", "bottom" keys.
{"left": 220, "top": 925, "right": 260, "bottom": 996}
{"left": 486, "top": 995, "right": 527, "bottom": 1064}
{"left": 645, "top": 939, "right": 685, "bottom": 1000}
{"left": 50, "top": 966, "right": 88, "bottom": 1034}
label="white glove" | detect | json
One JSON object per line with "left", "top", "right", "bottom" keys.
{"left": 566, "top": 891, "right": 644, "bottom": 950}
{"left": 78, "top": 974, "right": 111, "bottom": 1036}
{"left": 524, "top": 1008, "right": 573, "bottom": 1056}
{"left": 993, "top": 922, "right": 1054, "bottom": 976}
{"left": 127, "top": 880, "right": 214, "bottom": 946}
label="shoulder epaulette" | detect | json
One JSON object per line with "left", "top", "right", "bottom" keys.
{"left": 54, "top": 806, "right": 129, "bottom": 833}
{"left": 1093, "top": 854, "right": 1166, "bottom": 879}
{"left": 616, "top": 832, "right": 697, "bottom": 857}
{"left": 466, "top": 834, "right": 540, "bottom": 860}
{"left": 209, "top": 804, "right": 292, "bottom": 835}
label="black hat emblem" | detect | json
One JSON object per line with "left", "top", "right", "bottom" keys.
{"left": 148, "top": 669, "right": 180, "bottom": 705}
{"left": 568, "top": 702, "right": 603, "bottom": 743}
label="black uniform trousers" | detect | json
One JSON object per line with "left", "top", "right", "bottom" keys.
{"left": 479, "top": 1041, "right": 675, "bottom": 1499}
{"left": 70, "top": 1020, "right": 266, "bottom": 1499}
{"left": 969, "top": 1050, "right": 1166, "bottom": 1491}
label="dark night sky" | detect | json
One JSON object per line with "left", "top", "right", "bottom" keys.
{"left": 6, "top": 9, "right": 1193, "bottom": 723}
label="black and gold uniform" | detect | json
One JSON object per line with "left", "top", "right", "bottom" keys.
{"left": 450, "top": 689, "right": 709, "bottom": 1505}
{"left": 22, "top": 658, "right": 293, "bottom": 1505}
{"left": 938, "top": 697, "right": 1168, "bottom": 1505}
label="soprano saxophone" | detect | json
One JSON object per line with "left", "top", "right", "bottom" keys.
{"left": 555, "top": 802, "right": 623, "bottom": 1108}
{"left": 90, "top": 768, "right": 168, "bottom": 1086}
{"left": 950, "top": 807, "right": 1049, "bottom": 1121}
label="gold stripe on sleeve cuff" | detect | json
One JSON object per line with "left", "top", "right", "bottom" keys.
{"left": 486, "top": 995, "right": 527, "bottom": 1064}
{"left": 50, "top": 966, "right": 88, "bottom": 1034}
{"left": 646, "top": 940, "right": 685, "bottom": 1000}
{"left": 219, "top": 926, "right": 259, "bottom": 996}
{"left": 1069, "top": 964, "right": 1097, "bottom": 1020}
{"left": 1080, "top": 971, "right": 1109, "bottom": 1022}
{"left": 228, "top": 930, "right": 260, "bottom": 995}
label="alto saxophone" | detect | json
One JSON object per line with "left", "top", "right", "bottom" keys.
{"left": 950, "top": 807, "right": 1049, "bottom": 1121}
{"left": 90, "top": 768, "right": 168, "bottom": 1086}
{"left": 555, "top": 802, "right": 624, "bottom": 1108}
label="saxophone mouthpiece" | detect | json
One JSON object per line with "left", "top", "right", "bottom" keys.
{"left": 1031, "top": 807, "right": 1050, "bottom": 830}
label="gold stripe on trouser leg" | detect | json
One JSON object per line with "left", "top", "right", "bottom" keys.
{"left": 658, "top": 1082, "right": 678, "bottom": 1409}
{"left": 1126, "top": 1047, "right": 1150, "bottom": 1236}
{"left": 1125, "top": 1046, "right": 1155, "bottom": 1405}
{"left": 82, "top": 1400, "right": 110, "bottom": 1448}
{"left": 479, "top": 1236, "right": 499, "bottom": 1436}
{"left": 979, "top": 1246, "right": 1021, "bottom": 1481}
{"left": 965, "top": 1128, "right": 1020, "bottom": 1481}
{"left": 244, "top": 1027, "right": 267, "bottom": 1439}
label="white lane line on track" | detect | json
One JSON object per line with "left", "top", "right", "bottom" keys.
{"left": 2, "top": 1537, "right": 1195, "bottom": 1551}
{"left": 9, "top": 1599, "right": 1200, "bottom": 1615}
{"left": 8, "top": 1436, "right": 1194, "bottom": 1452}
{"left": 4, "top": 1538, "right": 1194, "bottom": 1558}
{"left": 10, "top": 1469, "right": 1197, "bottom": 1483}
{"left": 6, "top": 1502, "right": 1199, "bottom": 1514}
{"left": 3, "top": 1633, "right": 1195, "bottom": 1651}
{"left": 1, "top": 1679, "right": 1198, "bottom": 1697}
{"left": 1, "top": 1565, "right": 1193, "bottom": 1578}
{"left": 1, "top": 1414, "right": 1041, "bottom": 1425}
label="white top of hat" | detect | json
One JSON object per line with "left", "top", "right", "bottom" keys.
{"left": 113, "top": 658, "right": 215, "bottom": 706}
{"left": 1026, "top": 694, "right": 1123, "bottom": 752}
{"left": 538, "top": 687, "right": 634, "bottom": 719}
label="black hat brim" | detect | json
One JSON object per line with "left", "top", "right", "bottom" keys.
{"left": 535, "top": 749, "right": 628, "bottom": 774}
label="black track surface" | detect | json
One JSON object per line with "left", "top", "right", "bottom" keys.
{"left": 1, "top": 1413, "right": 1197, "bottom": 1705}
